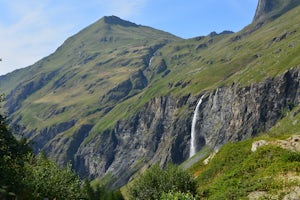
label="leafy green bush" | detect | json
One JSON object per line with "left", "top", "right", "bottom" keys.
{"left": 0, "top": 95, "right": 32, "bottom": 198}
{"left": 161, "top": 191, "right": 197, "bottom": 200}
{"left": 0, "top": 95, "right": 126, "bottom": 200}
{"left": 129, "top": 164, "right": 197, "bottom": 200}
{"left": 0, "top": 95, "right": 124, "bottom": 200}
{"left": 82, "top": 178, "right": 124, "bottom": 200}
{"left": 23, "top": 153, "right": 82, "bottom": 199}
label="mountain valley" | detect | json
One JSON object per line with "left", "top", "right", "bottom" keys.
{"left": 0, "top": 0, "right": 300, "bottom": 196}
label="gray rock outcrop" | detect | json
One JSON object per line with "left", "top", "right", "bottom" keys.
{"left": 253, "top": 0, "right": 300, "bottom": 23}
{"left": 75, "top": 66, "right": 300, "bottom": 188}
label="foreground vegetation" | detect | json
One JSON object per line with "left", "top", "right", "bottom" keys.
{"left": 189, "top": 136, "right": 300, "bottom": 199}
{"left": 1, "top": 108, "right": 196, "bottom": 200}
{"left": 127, "top": 105, "right": 300, "bottom": 199}
{"left": 2, "top": 91, "right": 300, "bottom": 200}
{"left": 0, "top": 96, "right": 123, "bottom": 200}
{"left": 128, "top": 164, "right": 197, "bottom": 200}
{"left": 0, "top": 122, "right": 124, "bottom": 200}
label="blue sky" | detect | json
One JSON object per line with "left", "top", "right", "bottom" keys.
{"left": 0, "top": 0, "right": 258, "bottom": 75}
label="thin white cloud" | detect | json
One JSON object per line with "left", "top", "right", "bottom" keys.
{"left": 0, "top": 0, "right": 255, "bottom": 76}
{"left": 0, "top": 1, "right": 74, "bottom": 75}
{"left": 0, "top": 0, "right": 148, "bottom": 75}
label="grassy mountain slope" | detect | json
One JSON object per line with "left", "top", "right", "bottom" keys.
{"left": 1, "top": 1, "right": 300, "bottom": 189}
{"left": 182, "top": 104, "right": 300, "bottom": 199}
{"left": 3, "top": 5, "right": 300, "bottom": 137}
{"left": 89, "top": 4, "right": 300, "bottom": 135}
{"left": 188, "top": 105, "right": 300, "bottom": 199}
{"left": 121, "top": 107, "right": 300, "bottom": 199}
{"left": 189, "top": 134, "right": 300, "bottom": 199}
{"left": 0, "top": 16, "right": 180, "bottom": 135}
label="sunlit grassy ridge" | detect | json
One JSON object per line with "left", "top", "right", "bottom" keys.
{"left": 189, "top": 137, "right": 300, "bottom": 199}
{"left": 0, "top": 17, "right": 180, "bottom": 138}
{"left": 186, "top": 103, "right": 300, "bottom": 199}
{"left": 1, "top": 5, "right": 300, "bottom": 161}
{"left": 5, "top": 5, "right": 300, "bottom": 137}
{"left": 89, "top": 5, "right": 300, "bottom": 135}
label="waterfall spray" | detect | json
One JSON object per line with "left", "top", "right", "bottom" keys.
{"left": 189, "top": 96, "right": 204, "bottom": 158}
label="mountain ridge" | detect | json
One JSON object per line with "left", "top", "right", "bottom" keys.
{"left": 102, "top": 15, "right": 140, "bottom": 27}
{"left": 253, "top": 0, "right": 300, "bottom": 23}
{"left": 1, "top": 1, "right": 300, "bottom": 189}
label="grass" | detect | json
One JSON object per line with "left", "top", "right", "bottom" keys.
{"left": 189, "top": 135, "right": 300, "bottom": 199}
{"left": 3, "top": 23, "right": 178, "bottom": 130}
{"left": 186, "top": 105, "right": 300, "bottom": 199}
{"left": 4, "top": 6, "right": 300, "bottom": 134}
{"left": 267, "top": 105, "right": 300, "bottom": 136}
{"left": 86, "top": 5, "right": 300, "bottom": 136}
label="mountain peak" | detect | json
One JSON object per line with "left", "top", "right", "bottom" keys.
{"left": 102, "top": 16, "right": 139, "bottom": 27}
{"left": 253, "top": 0, "right": 300, "bottom": 23}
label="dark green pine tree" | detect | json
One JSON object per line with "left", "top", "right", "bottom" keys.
{"left": 0, "top": 94, "right": 31, "bottom": 198}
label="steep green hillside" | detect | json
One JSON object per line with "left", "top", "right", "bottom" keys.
{"left": 186, "top": 105, "right": 300, "bottom": 199}
{"left": 189, "top": 134, "right": 300, "bottom": 199}
{"left": 90, "top": 4, "right": 300, "bottom": 134}
{"left": 123, "top": 134, "right": 300, "bottom": 199}
{"left": 3, "top": 4, "right": 300, "bottom": 139}
{"left": 1, "top": 1, "right": 300, "bottom": 189}
{"left": 0, "top": 16, "right": 180, "bottom": 133}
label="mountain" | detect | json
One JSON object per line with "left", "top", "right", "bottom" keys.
{"left": 253, "top": 0, "right": 300, "bottom": 23}
{"left": 1, "top": 1, "right": 300, "bottom": 189}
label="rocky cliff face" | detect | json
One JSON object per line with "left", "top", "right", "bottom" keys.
{"left": 197, "top": 67, "right": 300, "bottom": 149}
{"left": 2, "top": 2, "right": 300, "bottom": 189}
{"left": 74, "top": 66, "right": 300, "bottom": 188}
{"left": 253, "top": 0, "right": 300, "bottom": 23}
{"left": 76, "top": 96, "right": 193, "bottom": 187}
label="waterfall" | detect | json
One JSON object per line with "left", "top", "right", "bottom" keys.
{"left": 148, "top": 57, "right": 154, "bottom": 67}
{"left": 189, "top": 96, "right": 204, "bottom": 158}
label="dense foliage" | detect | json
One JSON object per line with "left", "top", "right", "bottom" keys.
{"left": 0, "top": 122, "right": 28, "bottom": 198}
{"left": 0, "top": 122, "right": 124, "bottom": 199}
{"left": 161, "top": 191, "right": 197, "bottom": 200}
{"left": 0, "top": 96, "right": 124, "bottom": 200}
{"left": 0, "top": 94, "right": 31, "bottom": 198}
{"left": 22, "top": 154, "right": 82, "bottom": 199}
{"left": 82, "top": 179, "right": 124, "bottom": 200}
{"left": 129, "top": 164, "right": 197, "bottom": 200}
{"left": 0, "top": 101, "right": 81, "bottom": 199}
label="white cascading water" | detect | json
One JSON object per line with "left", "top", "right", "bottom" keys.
{"left": 148, "top": 57, "right": 154, "bottom": 67}
{"left": 189, "top": 96, "right": 204, "bottom": 158}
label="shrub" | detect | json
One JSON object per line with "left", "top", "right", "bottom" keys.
{"left": 129, "top": 164, "right": 197, "bottom": 200}
{"left": 161, "top": 191, "right": 197, "bottom": 200}
{"left": 0, "top": 96, "right": 32, "bottom": 198}
{"left": 23, "top": 153, "right": 82, "bottom": 199}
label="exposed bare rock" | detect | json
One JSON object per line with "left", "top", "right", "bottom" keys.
{"left": 253, "top": 0, "right": 300, "bottom": 23}
{"left": 248, "top": 191, "right": 268, "bottom": 200}
{"left": 251, "top": 135, "right": 300, "bottom": 153}
{"left": 76, "top": 67, "right": 300, "bottom": 188}
{"left": 272, "top": 135, "right": 300, "bottom": 152}
{"left": 251, "top": 140, "right": 267, "bottom": 152}
{"left": 203, "top": 149, "right": 219, "bottom": 165}
{"left": 284, "top": 186, "right": 300, "bottom": 200}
